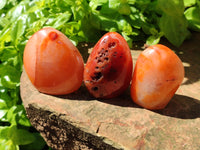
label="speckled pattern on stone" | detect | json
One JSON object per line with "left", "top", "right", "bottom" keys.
{"left": 20, "top": 33, "right": 200, "bottom": 150}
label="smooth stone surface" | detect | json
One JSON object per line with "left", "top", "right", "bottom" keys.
{"left": 20, "top": 33, "right": 200, "bottom": 150}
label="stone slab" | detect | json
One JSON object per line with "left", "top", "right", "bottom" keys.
{"left": 20, "top": 32, "right": 200, "bottom": 150}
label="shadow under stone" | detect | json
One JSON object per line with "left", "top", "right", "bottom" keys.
{"left": 56, "top": 83, "right": 200, "bottom": 119}
{"left": 154, "top": 94, "right": 200, "bottom": 119}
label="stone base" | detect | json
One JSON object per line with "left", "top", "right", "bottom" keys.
{"left": 20, "top": 33, "right": 200, "bottom": 150}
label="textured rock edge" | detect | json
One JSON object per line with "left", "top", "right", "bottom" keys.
{"left": 25, "top": 102, "right": 124, "bottom": 150}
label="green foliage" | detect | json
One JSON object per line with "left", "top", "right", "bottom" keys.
{"left": 0, "top": 0, "right": 199, "bottom": 149}
{"left": 0, "top": 125, "right": 35, "bottom": 147}
{"left": 184, "top": 0, "right": 197, "bottom": 7}
{"left": 185, "top": 2, "right": 200, "bottom": 32}
{"left": 158, "top": 0, "right": 190, "bottom": 46}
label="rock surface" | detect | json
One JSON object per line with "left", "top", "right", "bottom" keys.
{"left": 20, "top": 33, "right": 200, "bottom": 150}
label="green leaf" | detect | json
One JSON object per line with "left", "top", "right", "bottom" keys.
{"left": 109, "top": 0, "right": 120, "bottom": 9}
{"left": 128, "top": 0, "right": 136, "bottom": 4}
{"left": 45, "top": 11, "right": 72, "bottom": 29}
{"left": 135, "top": 0, "right": 151, "bottom": 11}
{"left": 109, "top": 0, "right": 131, "bottom": 15}
{"left": 90, "top": 11, "right": 133, "bottom": 33}
{"left": 7, "top": 1, "right": 30, "bottom": 22}
{"left": 0, "top": 46, "right": 17, "bottom": 62}
{"left": 0, "top": 110, "right": 7, "bottom": 120}
{"left": 0, "top": 18, "right": 10, "bottom": 29}
{"left": 118, "top": 3, "right": 131, "bottom": 15}
{"left": 20, "top": 133, "right": 46, "bottom": 150}
{"left": 185, "top": 6, "right": 200, "bottom": 31}
{"left": 158, "top": 0, "right": 190, "bottom": 47}
{"left": 0, "top": 65, "right": 20, "bottom": 89}
{"left": 80, "top": 17, "right": 101, "bottom": 42}
{"left": 0, "top": 139, "right": 19, "bottom": 150}
{"left": 0, "top": 87, "right": 12, "bottom": 106}
{"left": 0, "top": 85, "right": 20, "bottom": 122}
{"left": 89, "top": 0, "right": 108, "bottom": 10}
{"left": 64, "top": 21, "right": 84, "bottom": 43}
{"left": 142, "top": 23, "right": 158, "bottom": 35}
{"left": 12, "top": 127, "right": 35, "bottom": 145}
{"left": 0, "top": 99, "right": 7, "bottom": 109}
{"left": 23, "top": 13, "right": 37, "bottom": 29}
{"left": 0, "top": 98, "right": 8, "bottom": 121}
{"left": 122, "top": 32, "right": 133, "bottom": 48}
{"left": 0, "top": 125, "right": 35, "bottom": 146}
{"left": 158, "top": 0, "right": 185, "bottom": 16}
{"left": 184, "top": 0, "right": 196, "bottom": 7}
{"left": 0, "top": 0, "right": 6, "bottom": 9}
{"left": 146, "top": 33, "right": 162, "bottom": 46}
{"left": 0, "top": 125, "right": 10, "bottom": 138}
{"left": 7, "top": 105, "right": 31, "bottom": 126}
{"left": 159, "top": 13, "right": 190, "bottom": 47}
{"left": 26, "top": 18, "right": 48, "bottom": 36}
{"left": 0, "top": 27, "right": 12, "bottom": 44}
{"left": 10, "top": 17, "right": 27, "bottom": 45}
{"left": 129, "top": 7, "right": 143, "bottom": 29}
{"left": 71, "top": 0, "right": 90, "bottom": 21}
